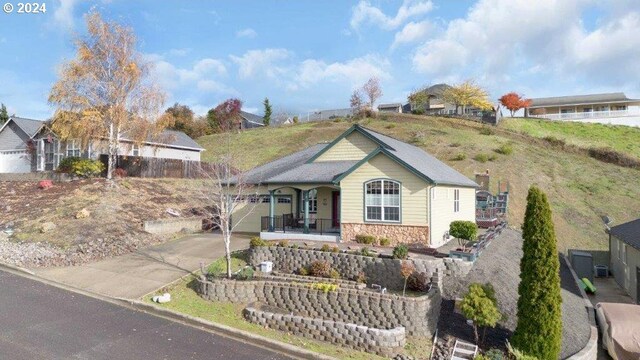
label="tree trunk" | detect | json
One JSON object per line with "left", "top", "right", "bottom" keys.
{"left": 107, "top": 123, "right": 114, "bottom": 180}
{"left": 224, "top": 230, "right": 232, "bottom": 278}
{"left": 473, "top": 325, "right": 479, "bottom": 345}
{"left": 403, "top": 278, "right": 407, "bottom": 296}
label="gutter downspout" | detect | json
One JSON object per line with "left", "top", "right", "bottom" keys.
{"left": 428, "top": 185, "right": 433, "bottom": 247}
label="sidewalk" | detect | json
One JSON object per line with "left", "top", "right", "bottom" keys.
{"left": 34, "top": 232, "right": 251, "bottom": 299}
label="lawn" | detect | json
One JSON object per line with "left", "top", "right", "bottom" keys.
{"left": 500, "top": 117, "right": 640, "bottom": 159}
{"left": 197, "top": 114, "right": 640, "bottom": 252}
{"left": 149, "top": 254, "right": 433, "bottom": 360}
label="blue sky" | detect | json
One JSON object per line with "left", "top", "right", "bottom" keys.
{"left": 1, "top": 0, "right": 639, "bottom": 119}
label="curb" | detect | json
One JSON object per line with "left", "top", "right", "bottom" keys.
{"left": 0, "top": 263, "right": 336, "bottom": 360}
{"left": 122, "top": 299, "right": 337, "bottom": 360}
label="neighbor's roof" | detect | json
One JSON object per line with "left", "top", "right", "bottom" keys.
{"left": 240, "top": 111, "right": 265, "bottom": 126}
{"left": 241, "top": 124, "right": 478, "bottom": 188}
{"left": 7, "top": 116, "right": 46, "bottom": 137}
{"left": 423, "top": 83, "right": 452, "bottom": 96}
{"left": 378, "top": 103, "right": 403, "bottom": 108}
{"left": 529, "top": 92, "right": 640, "bottom": 108}
{"left": 610, "top": 218, "right": 640, "bottom": 251}
{"left": 154, "top": 130, "right": 204, "bottom": 151}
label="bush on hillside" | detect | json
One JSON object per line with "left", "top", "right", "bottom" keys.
{"left": 460, "top": 283, "right": 502, "bottom": 345}
{"left": 355, "top": 234, "right": 376, "bottom": 245}
{"left": 392, "top": 244, "right": 409, "bottom": 259}
{"left": 474, "top": 153, "right": 490, "bottom": 163}
{"left": 511, "top": 186, "right": 562, "bottom": 359}
{"left": 495, "top": 143, "right": 514, "bottom": 155}
{"left": 451, "top": 153, "right": 467, "bottom": 161}
{"left": 479, "top": 127, "right": 495, "bottom": 135}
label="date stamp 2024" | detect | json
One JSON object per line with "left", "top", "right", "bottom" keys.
{"left": 3, "top": 2, "right": 47, "bottom": 14}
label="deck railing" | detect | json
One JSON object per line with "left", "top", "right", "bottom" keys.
{"left": 529, "top": 109, "right": 638, "bottom": 121}
{"left": 261, "top": 214, "right": 339, "bottom": 235}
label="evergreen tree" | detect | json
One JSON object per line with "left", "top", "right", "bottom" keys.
{"left": 263, "top": 97, "right": 272, "bottom": 126}
{"left": 511, "top": 186, "right": 562, "bottom": 359}
{"left": 0, "top": 103, "right": 8, "bottom": 126}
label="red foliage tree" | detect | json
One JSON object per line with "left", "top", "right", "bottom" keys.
{"left": 499, "top": 92, "right": 532, "bottom": 117}
{"left": 211, "top": 98, "right": 243, "bottom": 132}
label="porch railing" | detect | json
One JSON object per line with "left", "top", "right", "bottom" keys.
{"left": 529, "top": 108, "right": 638, "bottom": 121}
{"left": 261, "top": 214, "right": 339, "bottom": 235}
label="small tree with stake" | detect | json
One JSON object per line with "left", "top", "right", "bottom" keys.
{"left": 460, "top": 283, "right": 501, "bottom": 345}
{"left": 400, "top": 261, "right": 415, "bottom": 296}
{"left": 449, "top": 220, "right": 478, "bottom": 251}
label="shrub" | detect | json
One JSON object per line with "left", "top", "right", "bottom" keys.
{"left": 114, "top": 168, "right": 127, "bottom": 177}
{"left": 542, "top": 136, "right": 566, "bottom": 148}
{"left": 355, "top": 234, "right": 376, "bottom": 245}
{"left": 310, "top": 282, "right": 338, "bottom": 293}
{"left": 407, "top": 271, "right": 431, "bottom": 292}
{"left": 479, "top": 126, "right": 495, "bottom": 135}
{"left": 277, "top": 240, "right": 289, "bottom": 247}
{"left": 331, "top": 246, "right": 340, "bottom": 253}
{"left": 392, "top": 244, "right": 409, "bottom": 259}
{"left": 379, "top": 237, "right": 391, "bottom": 246}
{"left": 360, "top": 247, "right": 374, "bottom": 257}
{"left": 461, "top": 283, "right": 501, "bottom": 345}
{"left": 329, "top": 269, "right": 340, "bottom": 279}
{"left": 298, "top": 267, "right": 309, "bottom": 276}
{"left": 485, "top": 349, "right": 504, "bottom": 360}
{"left": 58, "top": 157, "right": 105, "bottom": 178}
{"left": 308, "top": 260, "right": 335, "bottom": 278}
{"left": 506, "top": 342, "right": 539, "bottom": 360}
{"left": 321, "top": 244, "right": 331, "bottom": 252}
{"left": 488, "top": 154, "right": 497, "bottom": 161}
{"left": 249, "top": 237, "right": 267, "bottom": 248}
{"left": 475, "top": 355, "right": 489, "bottom": 360}
{"left": 450, "top": 220, "right": 478, "bottom": 241}
{"left": 354, "top": 271, "right": 366, "bottom": 284}
{"left": 495, "top": 143, "right": 514, "bottom": 155}
{"left": 235, "top": 267, "right": 254, "bottom": 281}
{"left": 451, "top": 153, "right": 467, "bottom": 161}
{"left": 511, "top": 186, "right": 562, "bottom": 359}
{"left": 412, "top": 109, "right": 425, "bottom": 115}
{"left": 474, "top": 153, "right": 490, "bottom": 163}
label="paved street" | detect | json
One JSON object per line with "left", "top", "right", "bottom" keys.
{"left": 0, "top": 269, "right": 290, "bottom": 360}
{"left": 35, "top": 232, "right": 250, "bottom": 299}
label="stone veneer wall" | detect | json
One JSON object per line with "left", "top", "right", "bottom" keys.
{"left": 243, "top": 306, "right": 406, "bottom": 357}
{"left": 198, "top": 277, "right": 441, "bottom": 336}
{"left": 341, "top": 223, "right": 429, "bottom": 245}
{"left": 248, "top": 246, "right": 472, "bottom": 291}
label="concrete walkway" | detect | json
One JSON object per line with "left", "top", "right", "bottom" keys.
{"left": 34, "top": 232, "right": 250, "bottom": 299}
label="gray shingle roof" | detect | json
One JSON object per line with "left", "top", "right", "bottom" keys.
{"left": 243, "top": 143, "right": 328, "bottom": 184}
{"left": 266, "top": 161, "right": 358, "bottom": 183}
{"left": 11, "top": 117, "right": 45, "bottom": 137}
{"left": 240, "top": 111, "right": 264, "bottom": 126}
{"left": 610, "top": 218, "right": 640, "bottom": 251}
{"left": 530, "top": 92, "right": 640, "bottom": 108}
{"left": 358, "top": 126, "right": 478, "bottom": 187}
{"left": 378, "top": 103, "right": 403, "bottom": 108}
{"left": 154, "top": 130, "right": 204, "bottom": 150}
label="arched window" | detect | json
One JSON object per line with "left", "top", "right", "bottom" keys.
{"left": 365, "top": 179, "right": 400, "bottom": 222}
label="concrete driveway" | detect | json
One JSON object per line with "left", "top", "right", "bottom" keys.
{"left": 34, "top": 232, "right": 250, "bottom": 299}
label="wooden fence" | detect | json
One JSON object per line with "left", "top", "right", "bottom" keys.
{"left": 99, "top": 155, "right": 223, "bottom": 179}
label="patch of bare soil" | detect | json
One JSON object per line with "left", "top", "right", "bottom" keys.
{"left": 0, "top": 178, "right": 207, "bottom": 268}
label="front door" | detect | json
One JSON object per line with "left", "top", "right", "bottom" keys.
{"left": 332, "top": 191, "right": 340, "bottom": 228}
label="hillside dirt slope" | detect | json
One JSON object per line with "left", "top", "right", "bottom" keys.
{"left": 199, "top": 114, "right": 640, "bottom": 252}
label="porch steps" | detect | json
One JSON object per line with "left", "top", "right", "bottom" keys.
{"left": 450, "top": 340, "right": 478, "bottom": 360}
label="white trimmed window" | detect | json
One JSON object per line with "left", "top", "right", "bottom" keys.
{"left": 454, "top": 189, "right": 460, "bottom": 212}
{"left": 132, "top": 144, "right": 140, "bottom": 157}
{"left": 66, "top": 140, "right": 81, "bottom": 157}
{"left": 365, "top": 179, "right": 400, "bottom": 222}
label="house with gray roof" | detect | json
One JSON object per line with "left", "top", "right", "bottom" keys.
{"left": 527, "top": 92, "right": 640, "bottom": 126}
{"left": 0, "top": 116, "right": 204, "bottom": 174}
{"left": 405, "top": 83, "right": 484, "bottom": 116}
{"left": 240, "top": 111, "right": 265, "bottom": 129}
{"left": 377, "top": 103, "right": 403, "bottom": 113}
{"left": 231, "top": 124, "right": 478, "bottom": 247}
{"left": 609, "top": 218, "right": 640, "bottom": 303}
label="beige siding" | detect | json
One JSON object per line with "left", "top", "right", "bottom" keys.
{"left": 314, "top": 131, "right": 378, "bottom": 162}
{"left": 429, "top": 186, "right": 476, "bottom": 247}
{"left": 339, "top": 153, "right": 427, "bottom": 226}
{"left": 231, "top": 187, "right": 296, "bottom": 233}
{"left": 611, "top": 236, "right": 640, "bottom": 303}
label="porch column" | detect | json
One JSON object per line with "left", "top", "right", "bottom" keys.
{"left": 303, "top": 190, "right": 310, "bottom": 234}
{"left": 269, "top": 190, "right": 275, "bottom": 231}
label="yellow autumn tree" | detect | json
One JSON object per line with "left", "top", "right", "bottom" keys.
{"left": 49, "top": 11, "right": 166, "bottom": 179}
{"left": 441, "top": 80, "right": 493, "bottom": 115}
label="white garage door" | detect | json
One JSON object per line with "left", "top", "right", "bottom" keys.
{"left": 0, "top": 151, "right": 31, "bottom": 173}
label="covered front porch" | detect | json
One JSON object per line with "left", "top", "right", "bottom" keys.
{"left": 259, "top": 184, "right": 341, "bottom": 242}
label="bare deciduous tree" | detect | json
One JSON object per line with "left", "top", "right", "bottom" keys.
{"left": 48, "top": 11, "right": 166, "bottom": 179}
{"left": 350, "top": 89, "right": 364, "bottom": 115}
{"left": 362, "top": 77, "right": 383, "bottom": 109}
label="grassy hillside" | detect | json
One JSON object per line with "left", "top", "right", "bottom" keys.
{"left": 198, "top": 114, "right": 640, "bottom": 252}
{"left": 500, "top": 117, "right": 640, "bottom": 159}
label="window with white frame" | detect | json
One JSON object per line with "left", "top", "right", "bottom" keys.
{"left": 277, "top": 197, "right": 291, "bottom": 204}
{"left": 365, "top": 179, "right": 400, "bottom": 222}
{"left": 66, "top": 140, "right": 81, "bottom": 157}
{"left": 454, "top": 189, "right": 460, "bottom": 212}
{"left": 132, "top": 144, "right": 140, "bottom": 157}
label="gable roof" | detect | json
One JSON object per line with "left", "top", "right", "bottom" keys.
{"left": 241, "top": 124, "right": 477, "bottom": 188}
{"left": 240, "top": 111, "right": 264, "bottom": 126}
{"left": 529, "top": 92, "right": 640, "bottom": 108}
{"left": 0, "top": 116, "right": 46, "bottom": 138}
{"left": 610, "top": 218, "right": 640, "bottom": 251}
{"left": 378, "top": 103, "right": 403, "bottom": 108}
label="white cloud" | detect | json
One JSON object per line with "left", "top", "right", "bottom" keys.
{"left": 53, "top": 0, "right": 79, "bottom": 28}
{"left": 391, "top": 21, "right": 431, "bottom": 48}
{"left": 350, "top": 0, "right": 433, "bottom": 30}
{"left": 230, "top": 48, "right": 291, "bottom": 79}
{"left": 168, "top": 48, "right": 191, "bottom": 57}
{"left": 236, "top": 28, "right": 258, "bottom": 39}
{"left": 295, "top": 55, "right": 391, "bottom": 89}
{"left": 147, "top": 55, "right": 230, "bottom": 94}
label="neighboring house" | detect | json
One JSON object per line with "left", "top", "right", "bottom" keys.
{"left": 300, "top": 108, "right": 354, "bottom": 122}
{"left": 0, "top": 116, "right": 204, "bottom": 174}
{"left": 406, "top": 83, "right": 483, "bottom": 116}
{"left": 377, "top": 103, "right": 403, "bottom": 113}
{"left": 609, "top": 218, "right": 640, "bottom": 304}
{"left": 240, "top": 111, "right": 265, "bottom": 129}
{"left": 526, "top": 92, "right": 640, "bottom": 127}
{"left": 231, "top": 124, "right": 478, "bottom": 247}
